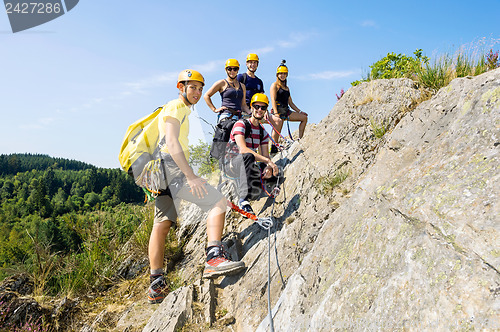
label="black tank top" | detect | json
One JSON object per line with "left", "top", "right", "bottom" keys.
{"left": 220, "top": 80, "right": 243, "bottom": 111}
{"left": 276, "top": 87, "right": 290, "bottom": 109}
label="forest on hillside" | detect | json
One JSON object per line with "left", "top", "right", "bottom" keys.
{"left": 0, "top": 153, "right": 145, "bottom": 294}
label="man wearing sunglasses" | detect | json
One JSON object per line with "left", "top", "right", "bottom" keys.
{"left": 225, "top": 93, "right": 280, "bottom": 214}
{"left": 204, "top": 59, "right": 250, "bottom": 123}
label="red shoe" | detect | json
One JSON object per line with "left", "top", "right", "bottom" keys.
{"left": 203, "top": 245, "right": 245, "bottom": 279}
{"left": 147, "top": 275, "right": 169, "bottom": 304}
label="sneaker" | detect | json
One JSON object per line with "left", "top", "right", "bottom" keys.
{"left": 203, "top": 245, "right": 245, "bottom": 279}
{"left": 238, "top": 199, "right": 254, "bottom": 215}
{"left": 147, "top": 274, "right": 169, "bottom": 304}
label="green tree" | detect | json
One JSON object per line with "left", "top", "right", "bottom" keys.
{"left": 84, "top": 192, "right": 101, "bottom": 208}
{"left": 189, "top": 140, "right": 218, "bottom": 177}
{"left": 1, "top": 179, "right": 14, "bottom": 200}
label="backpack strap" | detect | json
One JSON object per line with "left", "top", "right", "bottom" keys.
{"left": 243, "top": 119, "right": 265, "bottom": 144}
{"left": 243, "top": 119, "right": 252, "bottom": 139}
{"left": 242, "top": 73, "right": 248, "bottom": 85}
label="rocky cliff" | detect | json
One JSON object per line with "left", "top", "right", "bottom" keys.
{"left": 2, "top": 69, "right": 498, "bottom": 332}
{"left": 143, "top": 69, "right": 499, "bottom": 331}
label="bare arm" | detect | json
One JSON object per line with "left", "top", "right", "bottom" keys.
{"left": 164, "top": 117, "right": 208, "bottom": 198}
{"left": 241, "top": 84, "right": 250, "bottom": 114}
{"left": 259, "top": 142, "right": 279, "bottom": 178}
{"left": 235, "top": 135, "right": 278, "bottom": 177}
{"left": 204, "top": 80, "right": 227, "bottom": 113}
{"left": 270, "top": 82, "right": 279, "bottom": 113}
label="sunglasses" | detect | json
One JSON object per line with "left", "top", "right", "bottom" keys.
{"left": 253, "top": 104, "right": 268, "bottom": 111}
{"left": 226, "top": 67, "right": 239, "bottom": 72}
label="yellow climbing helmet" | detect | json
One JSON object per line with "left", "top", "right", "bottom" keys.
{"left": 250, "top": 93, "right": 269, "bottom": 106}
{"left": 276, "top": 59, "right": 288, "bottom": 74}
{"left": 225, "top": 59, "right": 240, "bottom": 68}
{"left": 246, "top": 53, "right": 259, "bottom": 62}
{"left": 177, "top": 69, "right": 205, "bottom": 86}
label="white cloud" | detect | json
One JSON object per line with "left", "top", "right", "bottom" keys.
{"left": 278, "top": 31, "right": 316, "bottom": 48}
{"left": 361, "top": 20, "right": 378, "bottom": 28}
{"left": 243, "top": 46, "right": 275, "bottom": 57}
{"left": 299, "top": 70, "right": 358, "bottom": 80}
{"left": 124, "top": 72, "right": 178, "bottom": 94}
{"left": 233, "top": 31, "right": 315, "bottom": 62}
{"left": 192, "top": 60, "right": 223, "bottom": 74}
{"left": 19, "top": 117, "right": 55, "bottom": 130}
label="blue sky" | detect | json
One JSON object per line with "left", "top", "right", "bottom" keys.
{"left": 1, "top": 0, "right": 499, "bottom": 168}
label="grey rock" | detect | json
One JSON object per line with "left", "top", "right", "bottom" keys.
{"left": 269, "top": 69, "right": 500, "bottom": 330}
{"left": 138, "top": 69, "right": 500, "bottom": 331}
{"left": 142, "top": 285, "right": 193, "bottom": 332}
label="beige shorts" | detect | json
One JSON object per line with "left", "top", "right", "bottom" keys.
{"left": 154, "top": 182, "right": 224, "bottom": 225}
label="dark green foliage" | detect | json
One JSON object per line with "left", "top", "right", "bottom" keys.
{"left": 351, "top": 47, "right": 500, "bottom": 91}
{"left": 352, "top": 49, "right": 429, "bottom": 86}
{"left": 0, "top": 153, "right": 95, "bottom": 176}
{"left": 0, "top": 153, "right": 146, "bottom": 290}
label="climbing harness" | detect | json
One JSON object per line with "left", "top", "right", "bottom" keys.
{"left": 260, "top": 166, "right": 283, "bottom": 199}
{"left": 134, "top": 158, "right": 165, "bottom": 196}
{"left": 264, "top": 119, "right": 294, "bottom": 150}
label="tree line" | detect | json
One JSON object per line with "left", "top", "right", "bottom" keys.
{"left": 0, "top": 153, "right": 144, "bottom": 284}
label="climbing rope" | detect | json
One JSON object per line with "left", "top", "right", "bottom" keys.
{"left": 264, "top": 119, "right": 294, "bottom": 150}
{"left": 135, "top": 159, "right": 164, "bottom": 196}
{"left": 260, "top": 167, "right": 282, "bottom": 199}
{"left": 222, "top": 122, "right": 292, "bottom": 331}
{"left": 286, "top": 116, "right": 294, "bottom": 141}
{"left": 250, "top": 163, "right": 287, "bottom": 332}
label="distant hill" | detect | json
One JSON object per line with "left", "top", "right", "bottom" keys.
{"left": 0, "top": 153, "right": 97, "bottom": 176}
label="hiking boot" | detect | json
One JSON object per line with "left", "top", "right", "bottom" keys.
{"left": 203, "top": 245, "right": 245, "bottom": 279}
{"left": 147, "top": 274, "right": 169, "bottom": 304}
{"left": 238, "top": 199, "right": 254, "bottom": 215}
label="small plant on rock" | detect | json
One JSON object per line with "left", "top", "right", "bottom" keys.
{"left": 370, "top": 117, "right": 387, "bottom": 139}
{"left": 336, "top": 88, "right": 345, "bottom": 100}
{"left": 486, "top": 48, "right": 500, "bottom": 70}
{"left": 316, "top": 168, "right": 350, "bottom": 195}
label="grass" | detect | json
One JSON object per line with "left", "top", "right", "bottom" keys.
{"left": 130, "top": 205, "right": 155, "bottom": 255}
{"left": 14, "top": 205, "right": 152, "bottom": 299}
{"left": 415, "top": 46, "right": 492, "bottom": 92}
{"left": 369, "top": 117, "right": 387, "bottom": 139}
{"left": 417, "top": 43, "right": 498, "bottom": 92}
{"left": 316, "top": 167, "right": 351, "bottom": 195}
{"left": 353, "top": 39, "right": 500, "bottom": 93}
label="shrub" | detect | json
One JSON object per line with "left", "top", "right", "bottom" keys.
{"left": 189, "top": 140, "right": 218, "bottom": 177}
{"left": 351, "top": 42, "right": 500, "bottom": 92}
{"left": 486, "top": 49, "right": 500, "bottom": 70}
{"left": 370, "top": 49, "right": 429, "bottom": 80}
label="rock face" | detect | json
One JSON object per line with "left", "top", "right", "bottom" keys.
{"left": 142, "top": 70, "right": 500, "bottom": 331}
{"left": 267, "top": 70, "right": 500, "bottom": 330}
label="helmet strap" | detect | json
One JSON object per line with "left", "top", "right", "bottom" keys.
{"left": 180, "top": 83, "right": 192, "bottom": 106}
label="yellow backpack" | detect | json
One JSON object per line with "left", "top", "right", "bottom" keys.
{"left": 118, "top": 105, "right": 188, "bottom": 195}
{"left": 118, "top": 106, "right": 167, "bottom": 193}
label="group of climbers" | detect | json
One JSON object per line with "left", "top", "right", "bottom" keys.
{"left": 143, "top": 54, "right": 307, "bottom": 304}
{"left": 206, "top": 55, "right": 307, "bottom": 212}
